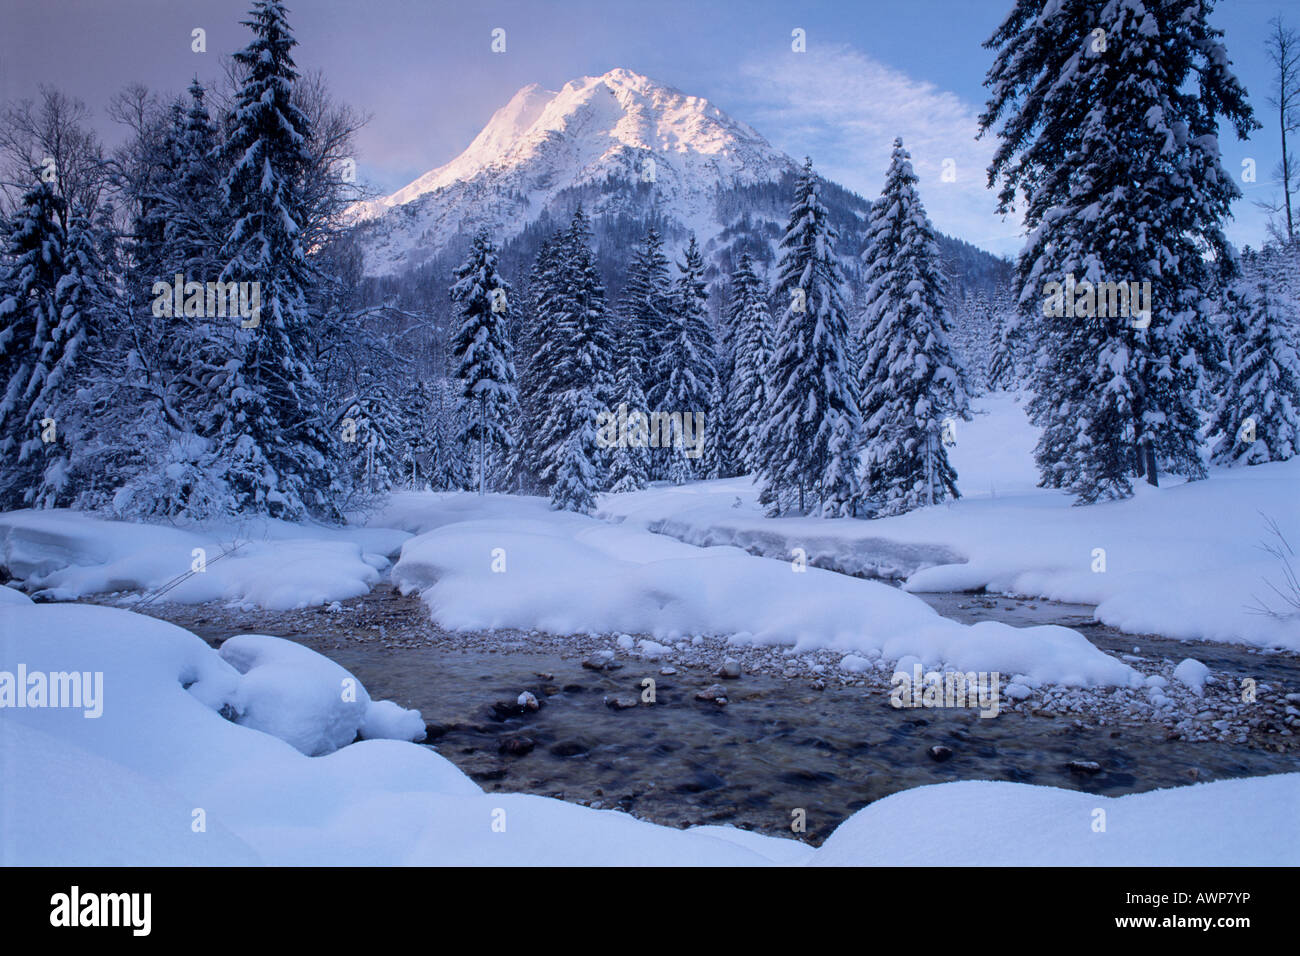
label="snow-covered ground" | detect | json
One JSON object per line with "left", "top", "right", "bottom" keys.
{"left": 600, "top": 393, "right": 1300, "bottom": 650}
{"left": 3, "top": 602, "right": 1295, "bottom": 865}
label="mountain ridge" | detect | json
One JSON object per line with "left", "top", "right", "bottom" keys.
{"left": 351, "top": 67, "right": 1010, "bottom": 314}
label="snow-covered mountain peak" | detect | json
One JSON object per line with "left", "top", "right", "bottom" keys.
{"left": 364, "top": 69, "right": 787, "bottom": 211}
{"left": 355, "top": 68, "right": 800, "bottom": 275}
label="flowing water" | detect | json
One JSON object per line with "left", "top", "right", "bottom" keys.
{"left": 162, "top": 584, "right": 1300, "bottom": 847}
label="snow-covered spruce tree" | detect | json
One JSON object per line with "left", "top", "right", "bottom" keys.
{"left": 395, "top": 379, "right": 432, "bottom": 488}
{"left": 950, "top": 289, "right": 996, "bottom": 395}
{"left": 408, "top": 377, "right": 471, "bottom": 492}
{"left": 450, "top": 229, "right": 518, "bottom": 495}
{"left": 202, "top": 0, "right": 337, "bottom": 519}
{"left": 980, "top": 0, "right": 1257, "bottom": 502}
{"left": 1191, "top": 285, "right": 1231, "bottom": 414}
{"left": 702, "top": 359, "right": 735, "bottom": 480}
{"left": 129, "top": 99, "right": 192, "bottom": 392}
{"left": 23, "top": 214, "right": 109, "bottom": 507}
{"left": 758, "top": 158, "right": 862, "bottom": 517}
{"left": 985, "top": 309, "right": 1023, "bottom": 391}
{"left": 507, "top": 236, "right": 560, "bottom": 494}
{"left": 652, "top": 235, "right": 716, "bottom": 483}
{"left": 725, "top": 253, "right": 773, "bottom": 474}
{"left": 125, "top": 78, "right": 227, "bottom": 458}
{"left": 607, "top": 317, "right": 652, "bottom": 493}
{"left": 549, "top": 387, "right": 603, "bottom": 513}
{"left": 623, "top": 229, "right": 674, "bottom": 382}
{"left": 567, "top": 207, "right": 617, "bottom": 493}
{"left": 335, "top": 377, "right": 405, "bottom": 496}
{"left": 536, "top": 207, "right": 615, "bottom": 512}
{"left": 96, "top": 96, "right": 196, "bottom": 505}
{"left": 857, "top": 138, "right": 969, "bottom": 516}
{"left": 0, "top": 181, "right": 67, "bottom": 509}
{"left": 620, "top": 228, "right": 674, "bottom": 479}
{"left": 165, "top": 78, "right": 223, "bottom": 279}
{"left": 1209, "top": 246, "right": 1300, "bottom": 464}
{"left": 520, "top": 232, "right": 569, "bottom": 492}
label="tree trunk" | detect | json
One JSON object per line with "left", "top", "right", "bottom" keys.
{"left": 926, "top": 432, "right": 935, "bottom": 506}
{"left": 1283, "top": 98, "right": 1295, "bottom": 242}
{"left": 1132, "top": 407, "right": 1146, "bottom": 479}
{"left": 1144, "top": 443, "right": 1158, "bottom": 487}
{"left": 478, "top": 397, "right": 486, "bottom": 497}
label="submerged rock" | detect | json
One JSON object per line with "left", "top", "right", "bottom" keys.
{"left": 714, "top": 659, "right": 742, "bottom": 679}
{"left": 695, "top": 684, "right": 729, "bottom": 705}
{"left": 499, "top": 735, "right": 535, "bottom": 756}
{"left": 582, "top": 650, "right": 622, "bottom": 671}
{"left": 550, "top": 740, "right": 590, "bottom": 757}
{"left": 491, "top": 693, "right": 542, "bottom": 720}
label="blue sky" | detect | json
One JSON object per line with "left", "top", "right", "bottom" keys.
{"left": 0, "top": 0, "right": 1290, "bottom": 256}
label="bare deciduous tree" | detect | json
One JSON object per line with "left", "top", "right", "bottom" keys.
{"left": 1258, "top": 16, "right": 1300, "bottom": 243}
{"left": 0, "top": 86, "right": 107, "bottom": 223}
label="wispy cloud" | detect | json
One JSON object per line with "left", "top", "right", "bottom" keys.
{"left": 723, "top": 45, "right": 1024, "bottom": 257}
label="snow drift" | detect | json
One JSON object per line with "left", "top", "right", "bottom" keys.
{"left": 0, "top": 510, "right": 409, "bottom": 610}
{"left": 387, "top": 493, "right": 1140, "bottom": 688}
{"left": 2, "top": 602, "right": 1294, "bottom": 866}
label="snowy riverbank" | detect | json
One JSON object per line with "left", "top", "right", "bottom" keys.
{"left": 599, "top": 393, "right": 1300, "bottom": 651}
{"left": 0, "top": 509, "right": 409, "bottom": 610}
{"left": 3, "top": 601, "right": 1297, "bottom": 865}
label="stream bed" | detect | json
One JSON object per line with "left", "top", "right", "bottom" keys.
{"left": 127, "top": 584, "right": 1300, "bottom": 847}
